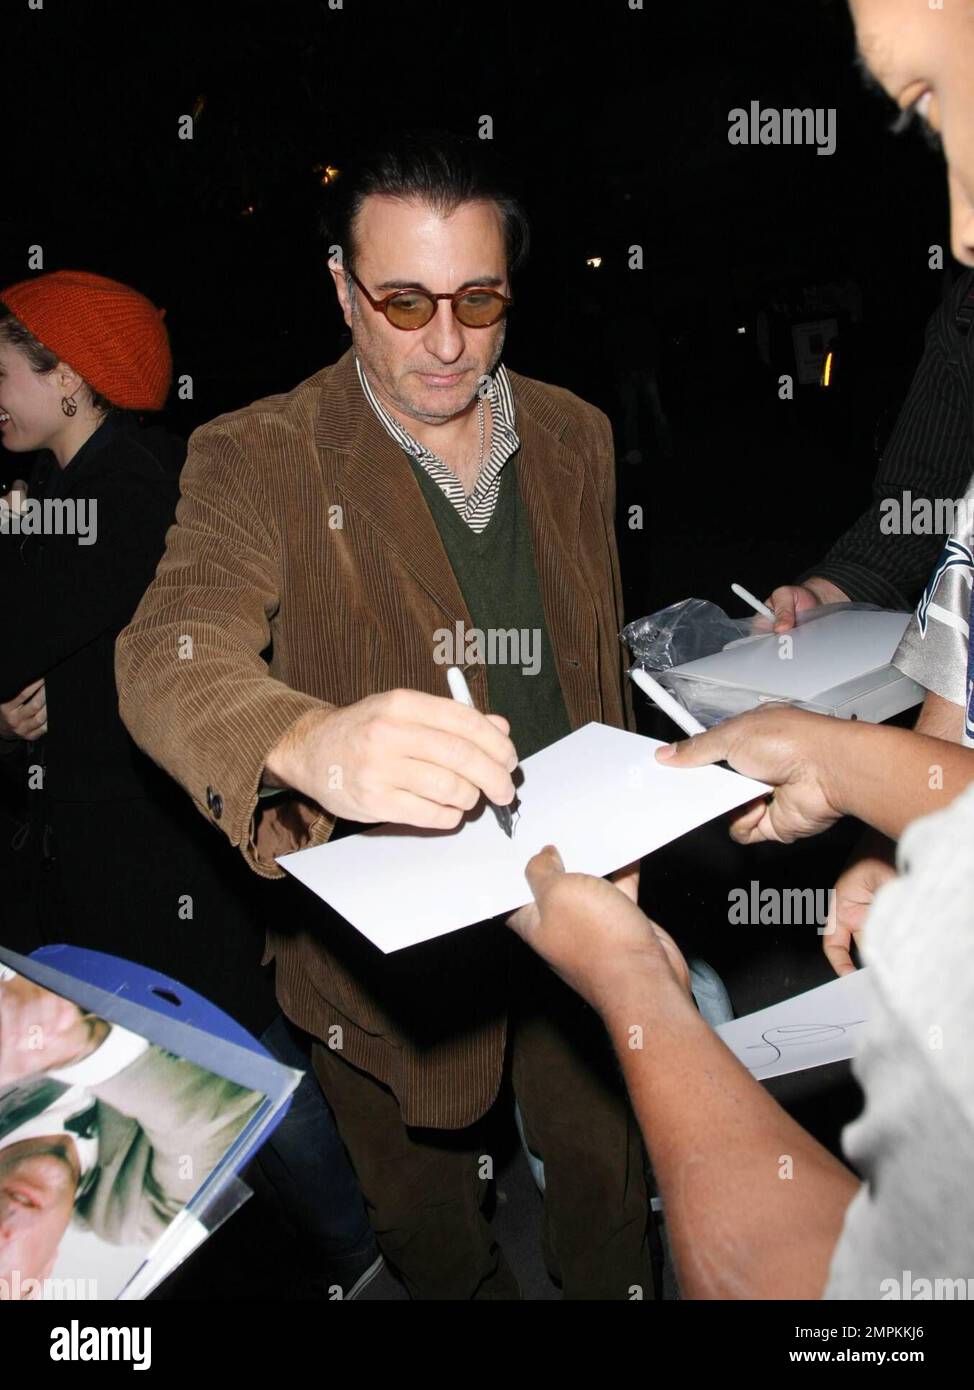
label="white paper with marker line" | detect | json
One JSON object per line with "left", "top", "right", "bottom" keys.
{"left": 279, "top": 722, "right": 770, "bottom": 953}
{"left": 715, "top": 969, "right": 871, "bottom": 1080}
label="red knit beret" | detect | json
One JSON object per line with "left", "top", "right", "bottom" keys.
{"left": 0, "top": 269, "right": 172, "bottom": 410}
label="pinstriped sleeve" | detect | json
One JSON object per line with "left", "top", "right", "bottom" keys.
{"left": 800, "top": 275, "right": 974, "bottom": 608}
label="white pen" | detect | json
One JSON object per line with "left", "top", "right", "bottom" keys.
{"left": 730, "top": 582, "right": 775, "bottom": 621}
{"left": 630, "top": 667, "right": 760, "bottom": 781}
{"left": 446, "top": 666, "right": 515, "bottom": 837}
{"left": 629, "top": 667, "right": 706, "bottom": 737}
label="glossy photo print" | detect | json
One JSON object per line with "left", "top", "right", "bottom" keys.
{"left": 0, "top": 963, "right": 267, "bottom": 1300}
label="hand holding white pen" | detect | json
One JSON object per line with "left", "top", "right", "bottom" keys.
{"left": 263, "top": 685, "right": 517, "bottom": 831}
{"left": 733, "top": 579, "right": 849, "bottom": 635}
{"left": 447, "top": 666, "right": 517, "bottom": 837}
{"left": 629, "top": 667, "right": 743, "bottom": 776}
{"left": 629, "top": 667, "right": 706, "bottom": 737}
{"left": 730, "top": 582, "right": 775, "bottom": 621}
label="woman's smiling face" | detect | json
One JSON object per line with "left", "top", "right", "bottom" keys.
{"left": 0, "top": 341, "right": 65, "bottom": 454}
{"left": 851, "top": 0, "right": 974, "bottom": 266}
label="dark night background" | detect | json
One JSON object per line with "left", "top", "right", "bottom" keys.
{"left": 1, "top": 0, "right": 953, "bottom": 1299}
{"left": 2, "top": 0, "right": 952, "bottom": 608}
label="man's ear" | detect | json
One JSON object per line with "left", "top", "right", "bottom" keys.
{"left": 328, "top": 262, "right": 353, "bottom": 329}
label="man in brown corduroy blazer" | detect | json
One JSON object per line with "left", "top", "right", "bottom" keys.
{"left": 116, "top": 129, "right": 652, "bottom": 1299}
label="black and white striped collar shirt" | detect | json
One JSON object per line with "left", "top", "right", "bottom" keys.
{"left": 354, "top": 353, "right": 520, "bottom": 533}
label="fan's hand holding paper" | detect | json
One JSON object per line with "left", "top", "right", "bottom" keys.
{"left": 716, "top": 970, "right": 870, "bottom": 1079}
{"left": 279, "top": 722, "right": 769, "bottom": 953}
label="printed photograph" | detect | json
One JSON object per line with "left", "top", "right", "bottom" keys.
{"left": 0, "top": 964, "right": 265, "bottom": 1300}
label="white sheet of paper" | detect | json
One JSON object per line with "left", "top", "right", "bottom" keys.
{"left": 279, "top": 722, "right": 769, "bottom": 953}
{"left": 715, "top": 970, "right": 871, "bottom": 1080}
{"left": 672, "top": 609, "right": 910, "bottom": 701}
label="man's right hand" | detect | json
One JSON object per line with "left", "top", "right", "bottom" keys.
{"left": 764, "top": 577, "right": 849, "bottom": 634}
{"left": 263, "top": 687, "right": 518, "bottom": 830}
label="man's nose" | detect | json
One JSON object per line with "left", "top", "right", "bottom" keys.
{"left": 421, "top": 300, "right": 465, "bottom": 360}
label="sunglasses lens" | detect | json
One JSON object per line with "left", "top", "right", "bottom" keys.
{"left": 386, "top": 292, "right": 435, "bottom": 328}
{"left": 383, "top": 289, "right": 507, "bottom": 328}
{"left": 455, "top": 292, "right": 505, "bottom": 326}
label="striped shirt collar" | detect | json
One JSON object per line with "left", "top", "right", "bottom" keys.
{"left": 354, "top": 352, "right": 520, "bottom": 532}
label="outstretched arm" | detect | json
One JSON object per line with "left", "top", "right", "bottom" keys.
{"left": 507, "top": 849, "right": 860, "bottom": 1299}
{"left": 657, "top": 704, "right": 974, "bottom": 843}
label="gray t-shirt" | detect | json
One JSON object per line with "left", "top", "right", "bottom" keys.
{"left": 823, "top": 783, "right": 974, "bottom": 1299}
{"left": 892, "top": 474, "right": 974, "bottom": 745}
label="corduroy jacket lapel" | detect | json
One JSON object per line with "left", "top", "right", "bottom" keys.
{"left": 314, "top": 347, "right": 596, "bottom": 725}
{"left": 321, "top": 350, "right": 472, "bottom": 627}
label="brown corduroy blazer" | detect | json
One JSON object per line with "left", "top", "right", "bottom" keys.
{"left": 116, "top": 346, "right": 635, "bottom": 1127}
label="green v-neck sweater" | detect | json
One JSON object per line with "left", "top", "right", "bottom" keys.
{"left": 407, "top": 455, "right": 572, "bottom": 761}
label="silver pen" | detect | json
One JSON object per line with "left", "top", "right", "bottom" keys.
{"left": 445, "top": 665, "right": 516, "bottom": 837}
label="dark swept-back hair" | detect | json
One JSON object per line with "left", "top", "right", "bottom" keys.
{"left": 320, "top": 127, "right": 530, "bottom": 279}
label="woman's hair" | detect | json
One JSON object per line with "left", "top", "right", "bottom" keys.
{"left": 0, "top": 301, "right": 119, "bottom": 415}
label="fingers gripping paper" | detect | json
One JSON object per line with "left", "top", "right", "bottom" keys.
{"left": 278, "top": 723, "right": 770, "bottom": 953}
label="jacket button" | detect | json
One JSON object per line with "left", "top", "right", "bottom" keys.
{"left": 206, "top": 786, "right": 223, "bottom": 819}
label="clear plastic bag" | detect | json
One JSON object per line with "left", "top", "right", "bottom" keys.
{"left": 622, "top": 598, "right": 755, "bottom": 672}
{"left": 621, "top": 599, "right": 886, "bottom": 728}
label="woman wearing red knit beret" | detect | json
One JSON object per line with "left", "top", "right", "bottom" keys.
{"left": 0, "top": 270, "right": 275, "bottom": 1033}
{"left": 0, "top": 270, "right": 383, "bottom": 1296}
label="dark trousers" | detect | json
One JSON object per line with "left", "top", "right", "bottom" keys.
{"left": 311, "top": 942, "right": 652, "bottom": 1300}
{"left": 257, "top": 1013, "right": 374, "bottom": 1262}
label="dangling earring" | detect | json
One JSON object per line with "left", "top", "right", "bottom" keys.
{"left": 61, "top": 395, "right": 78, "bottom": 418}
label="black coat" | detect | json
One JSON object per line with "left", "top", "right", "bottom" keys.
{"left": 0, "top": 414, "right": 275, "bottom": 1033}
{"left": 1, "top": 413, "right": 185, "bottom": 798}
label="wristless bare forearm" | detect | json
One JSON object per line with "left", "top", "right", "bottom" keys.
{"left": 831, "top": 720, "right": 974, "bottom": 839}
{"left": 913, "top": 689, "right": 964, "bottom": 742}
{"left": 602, "top": 976, "right": 859, "bottom": 1299}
